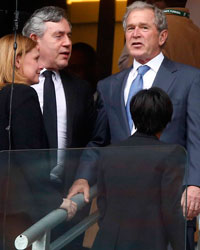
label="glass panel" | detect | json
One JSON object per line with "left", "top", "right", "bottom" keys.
{"left": 0, "top": 145, "right": 187, "bottom": 249}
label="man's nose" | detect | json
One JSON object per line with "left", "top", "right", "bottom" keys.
{"left": 132, "top": 27, "right": 141, "bottom": 37}
{"left": 63, "top": 35, "right": 71, "bottom": 46}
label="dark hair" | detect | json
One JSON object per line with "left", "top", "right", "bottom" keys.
{"left": 164, "top": 0, "right": 187, "bottom": 7}
{"left": 72, "top": 42, "right": 97, "bottom": 66}
{"left": 130, "top": 87, "right": 173, "bottom": 135}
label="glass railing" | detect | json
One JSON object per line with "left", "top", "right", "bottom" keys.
{"left": 0, "top": 144, "right": 187, "bottom": 250}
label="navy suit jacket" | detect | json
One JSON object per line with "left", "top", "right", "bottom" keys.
{"left": 76, "top": 57, "right": 200, "bottom": 186}
{"left": 92, "top": 133, "right": 186, "bottom": 250}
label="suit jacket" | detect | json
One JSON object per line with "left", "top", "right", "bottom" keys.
{"left": 58, "top": 71, "right": 96, "bottom": 148}
{"left": 77, "top": 57, "right": 200, "bottom": 186}
{"left": 0, "top": 84, "right": 48, "bottom": 150}
{"left": 0, "top": 85, "right": 62, "bottom": 248}
{"left": 92, "top": 132, "right": 186, "bottom": 250}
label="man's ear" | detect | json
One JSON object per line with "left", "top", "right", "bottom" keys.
{"left": 159, "top": 29, "right": 168, "bottom": 47}
{"left": 30, "top": 33, "right": 38, "bottom": 42}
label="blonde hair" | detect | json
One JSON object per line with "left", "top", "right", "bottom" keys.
{"left": 0, "top": 34, "right": 37, "bottom": 89}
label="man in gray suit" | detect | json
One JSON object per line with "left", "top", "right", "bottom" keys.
{"left": 68, "top": 0, "right": 200, "bottom": 226}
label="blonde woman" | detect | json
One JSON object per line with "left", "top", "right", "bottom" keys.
{"left": 0, "top": 34, "right": 47, "bottom": 150}
{"left": 0, "top": 35, "right": 77, "bottom": 249}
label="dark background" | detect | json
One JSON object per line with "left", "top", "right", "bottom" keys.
{"left": 0, "top": 0, "right": 67, "bottom": 37}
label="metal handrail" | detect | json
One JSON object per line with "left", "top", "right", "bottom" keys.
{"left": 14, "top": 185, "right": 97, "bottom": 250}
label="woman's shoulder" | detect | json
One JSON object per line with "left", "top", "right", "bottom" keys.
{"left": 1, "top": 83, "right": 37, "bottom": 96}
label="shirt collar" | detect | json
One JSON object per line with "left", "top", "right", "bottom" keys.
{"left": 133, "top": 52, "right": 164, "bottom": 74}
{"left": 40, "top": 68, "right": 60, "bottom": 81}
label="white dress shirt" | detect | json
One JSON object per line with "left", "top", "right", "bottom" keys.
{"left": 124, "top": 52, "right": 164, "bottom": 134}
{"left": 32, "top": 69, "right": 67, "bottom": 149}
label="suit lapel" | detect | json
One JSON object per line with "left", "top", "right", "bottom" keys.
{"left": 111, "top": 68, "right": 131, "bottom": 136}
{"left": 152, "top": 57, "right": 177, "bottom": 93}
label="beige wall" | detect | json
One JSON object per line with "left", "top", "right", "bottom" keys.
{"left": 186, "top": 0, "right": 200, "bottom": 28}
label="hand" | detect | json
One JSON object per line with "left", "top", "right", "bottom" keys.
{"left": 181, "top": 186, "right": 200, "bottom": 220}
{"left": 60, "top": 198, "right": 77, "bottom": 220}
{"left": 67, "top": 179, "right": 90, "bottom": 203}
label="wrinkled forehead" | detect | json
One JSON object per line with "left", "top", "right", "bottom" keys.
{"left": 42, "top": 18, "right": 71, "bottom": 35}
{"left": 127, "top": 8, "right": 156, "bottom": 24}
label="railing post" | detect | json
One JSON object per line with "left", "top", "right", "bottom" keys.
{"left": 32, "top": 231, "right": 50, "bottom": 250}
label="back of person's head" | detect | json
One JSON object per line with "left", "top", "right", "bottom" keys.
{"left": 71, "top": 42, "right": 97, "bottom": 66}
{"left": 22, "top": 6, "right": 70, "bottom": 38}
{"left": 123, "top": 1, "right": 168, "bottom": 32}
{"left": 130, "top": 87, "right": 173, "bottom": 135}
{"left": 68, "top": 42, "right": 97, "bottom": 79}
{"left": 0, "top": 34, "right": 37, "bottom": 87}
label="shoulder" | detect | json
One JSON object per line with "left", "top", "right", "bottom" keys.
{"left": 1, "top": 83, "right": 38, "bottom": 97}
{"left": 59, "top": 70, "right": 90, "bottom": 88}
{"left": 163, "top": 57, "right": 200, "bottom": 74}
{"left": 59, "top": 70, "right": 94, "bottom": 97}
{"left": 97, "top": 67, "right": 131, "bottom": 91}
{"left": 1, "top": 83, "right": 37, "bottom": 93}
{"left": 0, "top": 84, "right": 39, "bottom": 108}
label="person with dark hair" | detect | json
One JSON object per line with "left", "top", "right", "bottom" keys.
{"left": 118, "top": 0, "right": 200, "bottom": 70}
{"left": 67, "top": 42, "right": 99, "bottom": 98}
{"left": 130, "top": 87, "right": 173, "bottom": 136}
{"left": 92, "top": 87, "right": 185, "bottom": 250}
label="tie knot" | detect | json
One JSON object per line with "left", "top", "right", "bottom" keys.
{"left": 43, "top": 70, "right": 53, "bottom": 78}
{"left": 137, "top": 65, "right": 150, "bottom": 76}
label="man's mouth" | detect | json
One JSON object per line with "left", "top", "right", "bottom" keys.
{"left": 131, "top": 42, "right": 143, "bottom": 48}
{"left": 60, "top": 51, "right": 70, "bottom": 56}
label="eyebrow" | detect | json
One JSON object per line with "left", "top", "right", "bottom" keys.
{"left": 53, "top": 30, "right": 72, "bottom": 36}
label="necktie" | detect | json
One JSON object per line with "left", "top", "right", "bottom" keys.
{"left": 43, "top": 70, "right": 58, "bottom": 148}
{"left": 126, "top": 65, "right": 150, "bottom": 131}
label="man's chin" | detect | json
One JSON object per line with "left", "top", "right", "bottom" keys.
{"left": 57, "top": 61, "right": 69, "bottom": 70}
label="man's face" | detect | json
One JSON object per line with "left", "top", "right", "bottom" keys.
{"left": 125, "top": 9, "right": 167, "bottom": 64}
{"left": 36, "top": 18, "right": 72, "bottom": 71}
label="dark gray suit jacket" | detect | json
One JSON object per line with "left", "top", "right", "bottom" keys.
{"left": 92, "top": 132, "right": 186, "bottom": 250}
{"left": 59, "top": 71, "right": 96, "bottom": 148}
{"left": 76, "top": 57, "right": 200, "bottom": 186}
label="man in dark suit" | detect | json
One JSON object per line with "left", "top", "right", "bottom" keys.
{"left": 69, "top": 0, "right": 200, "bottom": 231}
{"left": 22, "top": 6, "right": 95, "bottom": 150}
{"left": 22, "top": 6, "right": 95, "bottom": 250}
{"left": 92, "top": 87, "right": 186, "bottom": 250}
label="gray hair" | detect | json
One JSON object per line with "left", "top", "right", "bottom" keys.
{"left": 22, "top": 6, "right": 71, "bottom": 38}
{"left": 122, "top": 1, "right": 167, "bottom": 33}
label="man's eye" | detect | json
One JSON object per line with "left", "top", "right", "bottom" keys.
{"left": 127, "top": 27, "right": 134, "bottom": 31}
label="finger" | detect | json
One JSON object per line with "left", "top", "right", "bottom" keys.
{"left": 67, "top": 188, "right": 78, "bottom": 199}
{"left": 71, "top": 201, "right": 77, "bottom": 209}
{"left": 181, "top": 191, "right": 185, "bottom": 207}
{"left": 181, "top": 195, "right": 187, "bottom": 217}
{"left": 187, "top": 201, "right": 196, "bottom": 218}
{"left": 83, "top": 186, "right": 90, "bottom": 203}
{"left": 194, "top": 200, "right": 200, "bottom": 213}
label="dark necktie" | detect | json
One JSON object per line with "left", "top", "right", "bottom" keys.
{"left": 126, "top": 65, "right": 150, "bottom": 131}
{"left": 43, "top": 70, "right": 58, "bottom": 148}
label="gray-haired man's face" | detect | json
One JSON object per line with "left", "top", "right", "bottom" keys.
{"left": 36, "top": 18, "right": 72, "bottom": 71}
